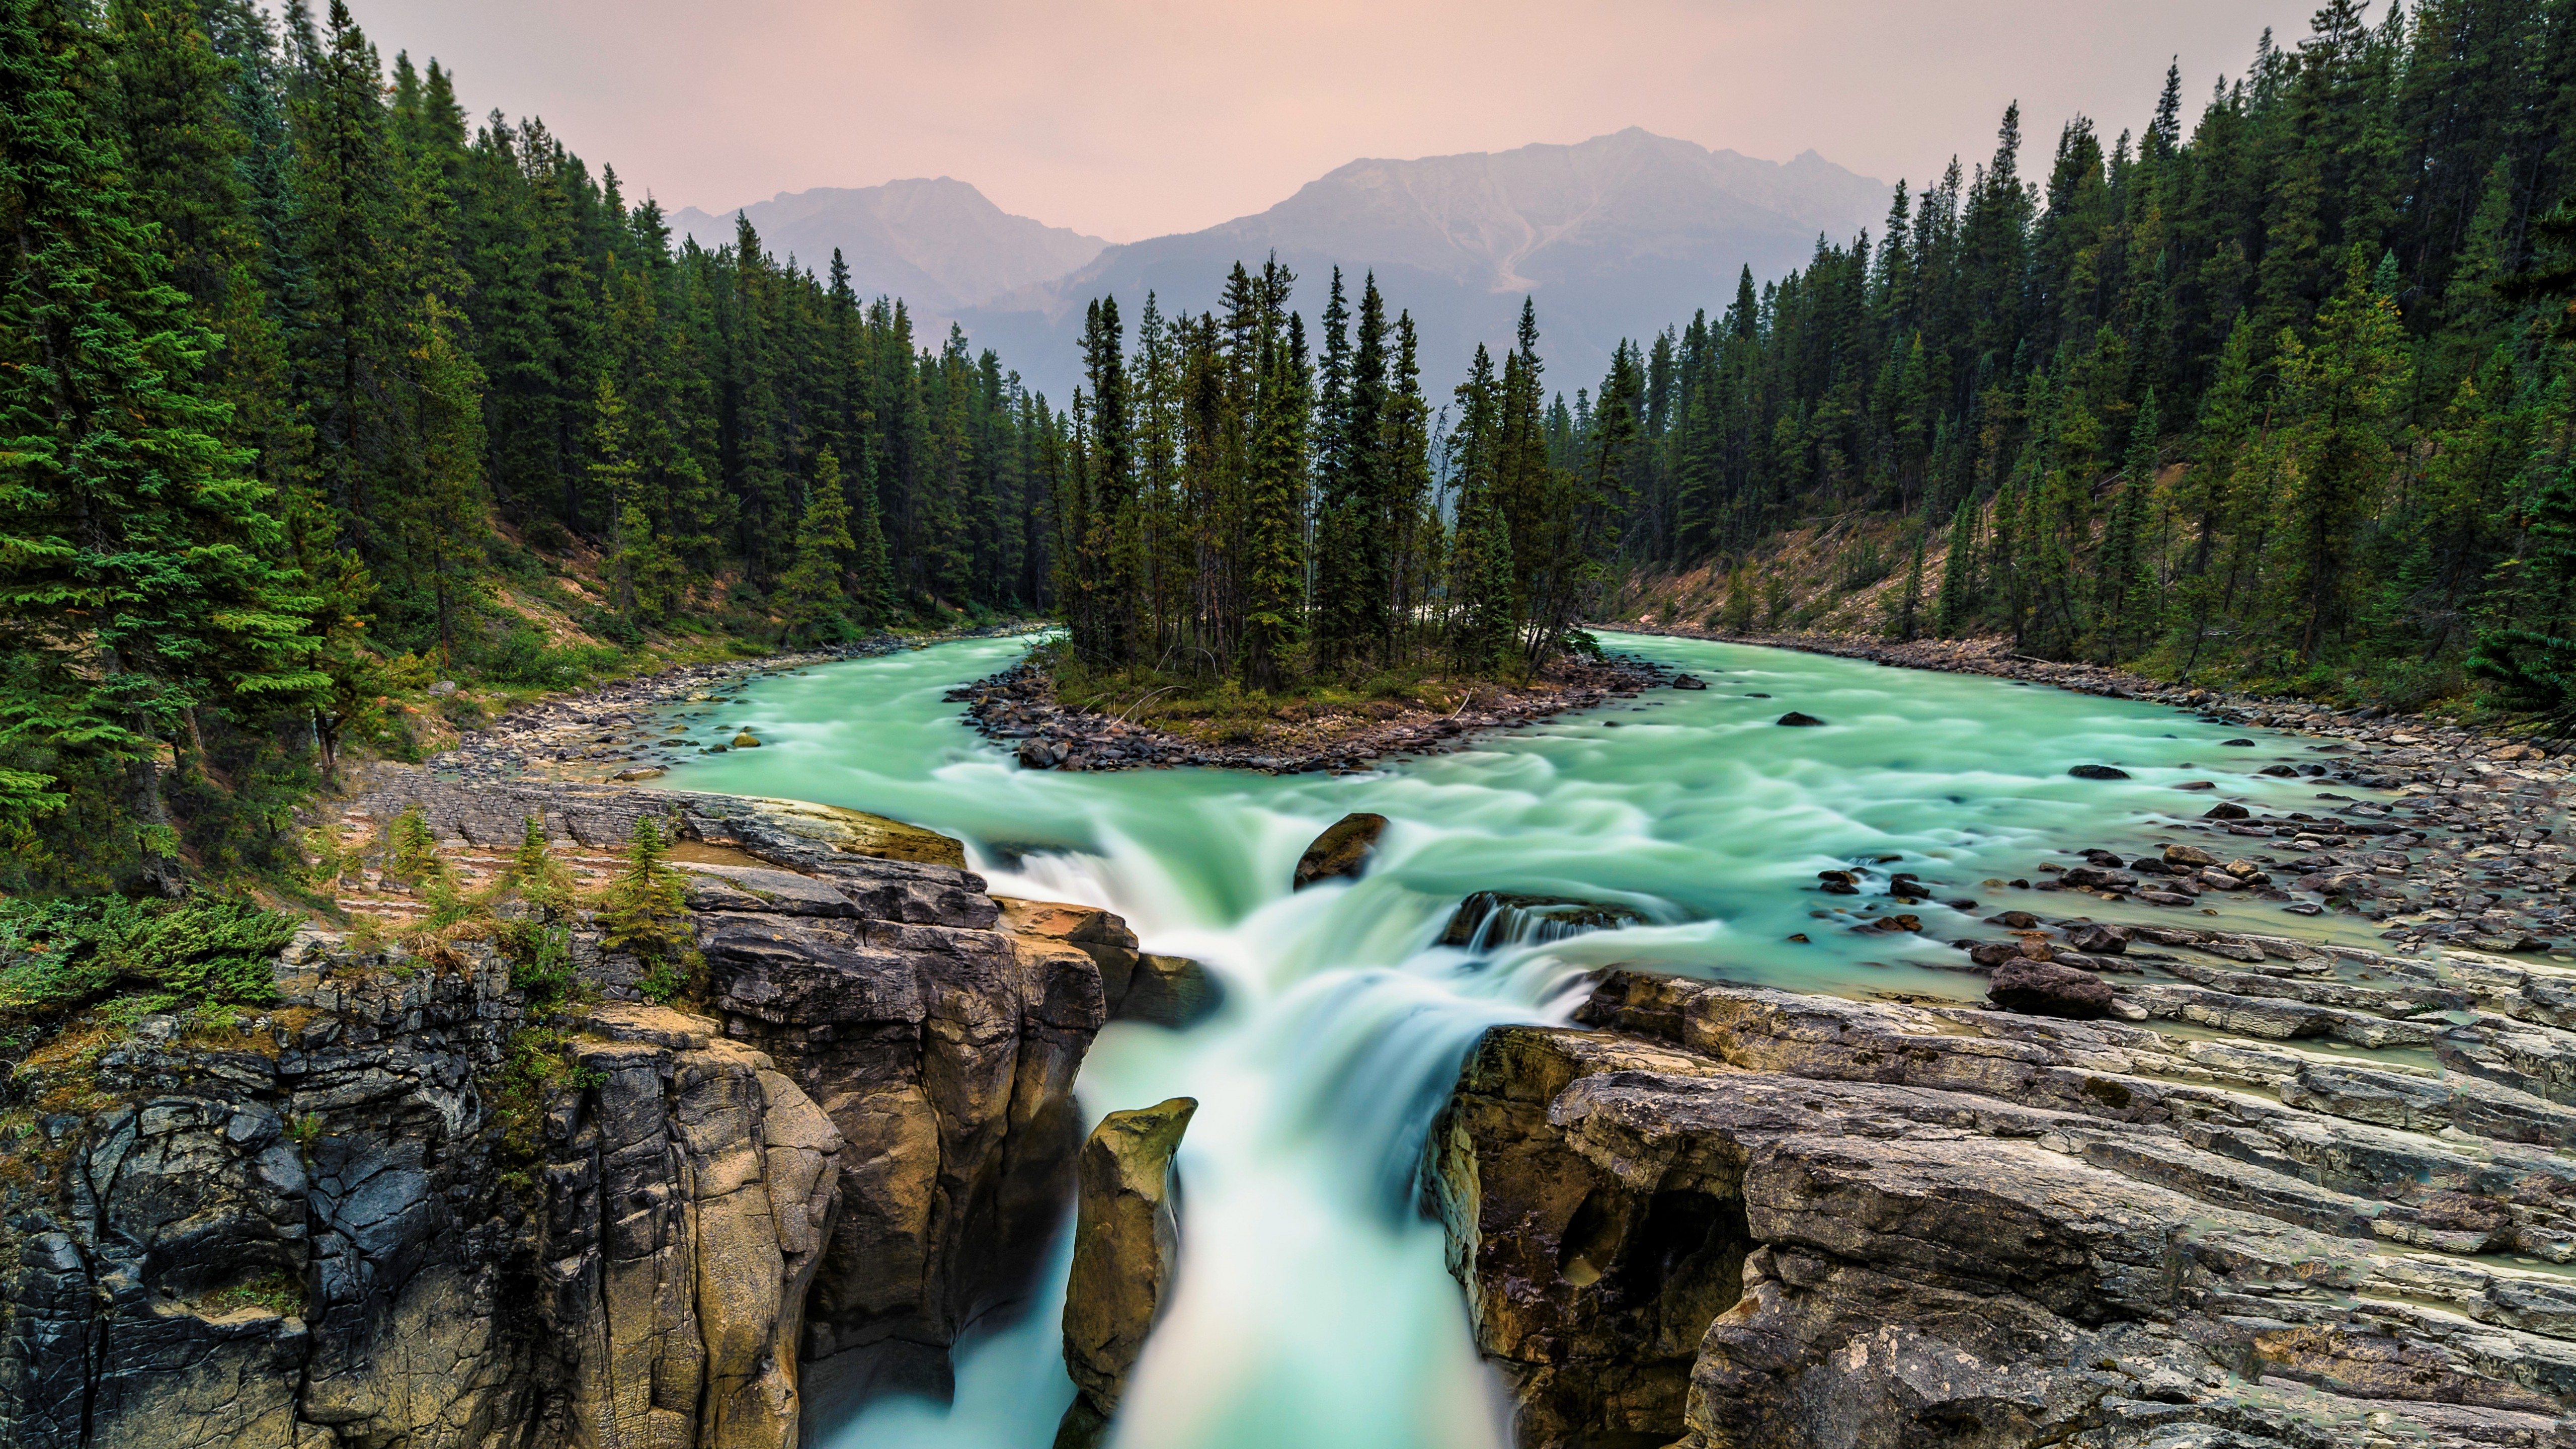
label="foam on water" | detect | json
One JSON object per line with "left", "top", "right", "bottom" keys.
{"left": 658, "top": 630, "right": 2378, "bottom": 1448}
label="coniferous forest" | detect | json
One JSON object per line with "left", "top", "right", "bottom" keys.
{"left": 1608, "top": 0, "right": 2576, "bottom": 721}
{"left": 0, "top": 0, "right": 1062, "bottom": 891}
{"left": 24, "top": 0, "right": 2576, "bottom": 897}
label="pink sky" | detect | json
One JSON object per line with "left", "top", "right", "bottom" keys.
{"left": 345, "top": 0, "right": 2326, "bottom": 244}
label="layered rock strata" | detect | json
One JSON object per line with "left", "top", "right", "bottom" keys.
{"left": 1431, "top": 967, "right": 2576, "bottom": 1448}
{"left": 0, "top": 782, "right": 1180, "bottom": 1449}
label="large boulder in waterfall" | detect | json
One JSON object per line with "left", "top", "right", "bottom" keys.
{"left": 1440, "top": 892, "right": 1647, "bottom": 949}
{"left": 1120, "top": 953, "right": 1224, "bottom": 1028}
{"left": 1058, "top": 1098, "right": 1197, "bottom": 1448}
{"left": 1292, "top": 813, "right": 1389, "bottom": 890}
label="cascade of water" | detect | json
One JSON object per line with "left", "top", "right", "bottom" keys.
{"left": 656, "top": 631, "right": 2374, "bottom": 1449}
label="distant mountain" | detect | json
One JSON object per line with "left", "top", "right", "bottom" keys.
{"left": 670, "top": 178, "right": 1108, "bottom": 318}
{"left": 957, "top": 129, "right": 1892, "bottom": 404}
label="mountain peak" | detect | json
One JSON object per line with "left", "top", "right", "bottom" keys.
{"left": 958, "top": 130, "right": 1889, "bottom": 403}
{"left": 671, "top": 179, "right": 1106, "bottom": 314}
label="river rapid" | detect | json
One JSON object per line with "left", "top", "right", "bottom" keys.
{"left": 653, "top": 630, "right": 2374, "bottom": 1449}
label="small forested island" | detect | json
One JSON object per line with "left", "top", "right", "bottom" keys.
{"left": 10, "top": 1, "right": 2576, "bottom": 1448}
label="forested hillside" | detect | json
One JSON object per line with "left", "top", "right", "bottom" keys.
{"left": 0, "top": 0, "right": 1056, "bottom": 891}
{"left": 1606, "top": 0, "right": 2576, "bottom": 715}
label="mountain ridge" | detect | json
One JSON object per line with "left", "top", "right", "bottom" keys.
{"left": 960, "top": 128, "right": 1891, "bottom": 399}
{"left": 670, "top": 176, "right": 1108, "bottom": 316}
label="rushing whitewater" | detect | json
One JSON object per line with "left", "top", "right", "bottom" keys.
{"left": 653, "top": 630, "right": 2364, "bottom": 1449}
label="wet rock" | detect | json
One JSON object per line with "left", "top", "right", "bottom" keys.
{"left": 1440, "top": 893, "right": 1648, "bottom": 949}
{"left": 1670, "top": 674, "right": 1708, "bottom": 690}
{"left": 2063, "top": 922, "right": 2129, "bottom": 954}
{"left": 2068, "top": 764, "right": 2131, "bottom": 779}
{"left": 2204, "top": 802, "right": 2251, "bottom": 820}
{"left": 732, "top": 732, "right": 763, "bottom": 748}
{"left": 1435, "top": 970, "right": 2576, "bottom": 1448}
{"left": 1775, "top": 711, "right": 1825, "bottom": 727}
{"left": 1056, "top": 1098, "right": 1197, "bottom": 1449}
{"left": 2164, "top": 843, "right": 2217, "bottom": 867}
{"left": 1988, "top": 958, "right": 2116, "bottom": 1018}
{"left": 1118, "top": 954, "right": 1224, "bottom": 1030}
{"left": 1292, "top": 813, "right": 1390, "bottom": 891}
{"left": 2058, "top": 865, "right": 2137, "bottom": 892}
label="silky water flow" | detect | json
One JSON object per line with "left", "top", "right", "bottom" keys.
{"left": 655, "top": 630, "right": 2381, "bottom": 1449}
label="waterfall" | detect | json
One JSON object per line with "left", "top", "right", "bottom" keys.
{"left": 655, "top": 630, "right": 2355, "bottom": 1449}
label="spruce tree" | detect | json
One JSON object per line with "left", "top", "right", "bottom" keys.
{"left": 777, "top": 448, "right": 855, "bottom": 642}
{"left": 2275, "top": 251, "right": 2408, "bottom": 661}
{"left": 0, "top": 0, "right": 321, "bottom": 883}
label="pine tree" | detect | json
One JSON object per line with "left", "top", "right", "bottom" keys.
{"left": 404, "top": 296, "right": 487, "bottom": 660}
{"left": 2275, "top": 251, "right": 2409, "bottom": 661}
{"left": 596, "top": 816, "right": 699, "bottom": 1004}
{"left": 496, "top": 814, "right": 571, "bottom": 914}
{"left": 0, "top": 0, "right": 321, "bottom": 885}
{"left": 1240, "top": 286, "right": 1309, "bottom": 688}
{"left": 2090, "top": 388, "right": 2161, "bottom": 661}
{"left": 1933, "top": 496, "right": 1979, "bottom": 632}
{"left": 776, "top": 448, "right": 855, "bottom": 642}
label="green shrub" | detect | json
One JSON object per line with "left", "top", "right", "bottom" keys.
{"left": 0, "top": 895, "right": 298, "bottom": 1023}
{"left": 204, "top": 1269, "right": 305, "bottom": 1318}
{"left": 491, "top": 1024, "right": 604, "bottom": 1201}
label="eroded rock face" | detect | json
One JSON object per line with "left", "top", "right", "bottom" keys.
{"left": 0, "top": 785, "right": 1144, "bottom": 1449}
{"left": 1056, "top": 1098, "right": 1197, "bottom": 1448}
{"left": 1430, "top": 969, "right": 2576, "bottom": 1449}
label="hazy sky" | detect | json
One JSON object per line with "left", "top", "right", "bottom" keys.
{"left": 344, "top": 0, "right": 2327, "bottom": 244}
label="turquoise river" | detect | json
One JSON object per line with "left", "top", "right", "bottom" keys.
{"left": 651, "top": 629, "right": 2384, "bottom": 1449}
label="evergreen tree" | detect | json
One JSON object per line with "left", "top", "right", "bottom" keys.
{"left": 0, "top": 0, "right": 321, "bottom": 886}
{"left": 776, "top": 448, "right": 855, "bottom": 642}
{"left": 2274, "top": 252, "right": 2409, "bottom": 661}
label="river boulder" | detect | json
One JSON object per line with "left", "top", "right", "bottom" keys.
{"left": 1988, "top": 957, "right": 2116, "bottom": 1018}
{"left": 1057, "top": 1098, "right": 1198, "bottom": 1448}
{"left": 1292, "top": 812, "right": 1389, "bottom": 890}
{"left": 1440, "top": 893, "right": 1648, "bottom": 949}
{"left": 1775, "top": 711, "right": 1825, "bottom": 727}
{"left": 2067, "top": 763, "right": 2130, "bottom": 779}
{"left": 1121, "top": 953, "right": 1225, "bottom": 1028}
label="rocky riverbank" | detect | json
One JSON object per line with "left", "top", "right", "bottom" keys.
{"left": 1431, "top": 965, "right": 2576, "bottom": 1449}
{"left": 951, "top": 653, "right": 1677, "bottom": 774}
{"left": 0, "top": 771, "right": 1195, "bottom": 1449}
{"left": 415, "top": 622, "right": 1042, "bottom": 787}
{"left": 1612, "top": 623, "right": 2576, "bottom": 963}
